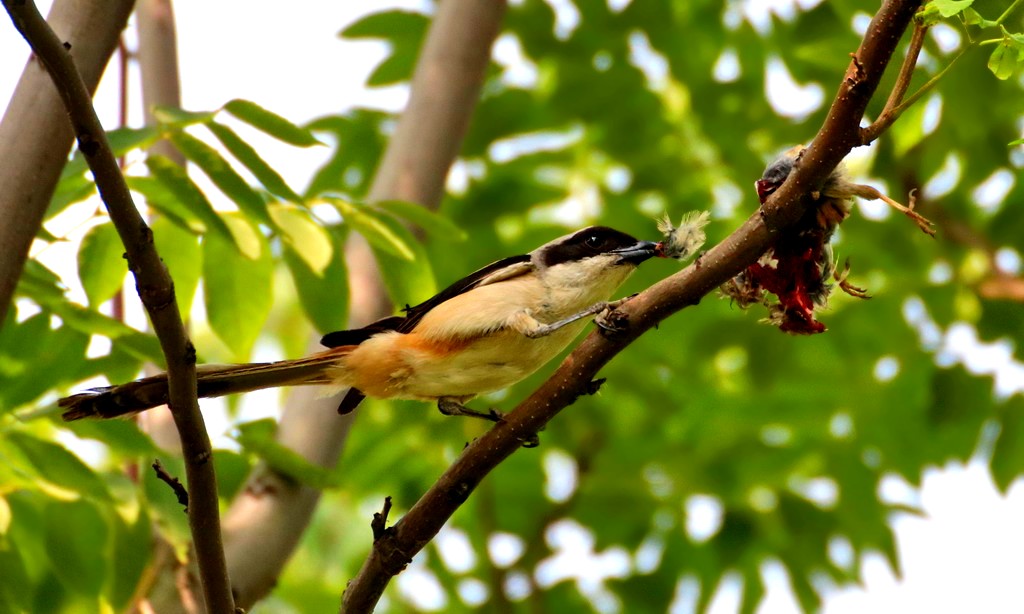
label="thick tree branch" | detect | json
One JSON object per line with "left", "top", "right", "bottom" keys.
{"left": 2, "top": 2, "right": 234, "bottom": 612}
{"left": 339, "top": 0, "right": 924, "bottom": 610}
{"left": 0, "top": 0, "right": 133, "bottom": 327}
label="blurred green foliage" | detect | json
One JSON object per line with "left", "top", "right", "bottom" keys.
{"left": 1, "top": 0, "right": 1023, "bottom": 612}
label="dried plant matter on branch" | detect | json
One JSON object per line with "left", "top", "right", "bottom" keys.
{"left": 723, "top": 144, "right": 933, "bottom": 334}
{"left": 1, "top": 1, "right": 234, "bottom": 612}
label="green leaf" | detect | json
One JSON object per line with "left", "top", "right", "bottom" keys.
{"left": 127, "top": 175, "right": 204, "bottom": 233}
{"left": 206, "top": 121, "right": 303, "bottom": 203}
{"left": 63, "top": 420, "right": 160, "bottom": 458}
{"left": 284, "top": 227, "right": 349, "bottom": 333}
{"left": 108, "top": 506, "right": 151, "bottom": 608}
{"left": 340, "top": 11, "right": 429, "bottom": 86}
{"left": 77, "top": 223, "right": 126, "bottom": 307}
{"left": 63, "top": 126, "right": 163, "bottom": 179}
{"left": 169, "top": 131, "right": 274, "bottom": 227}
{"left": 234, "top": 419, "right": 344, "bottom": 489}
{"left": 327, "top": 198, "right": 415, "bottom": 260}
{"left": 963, "top": 7, "right": 998, "bottom": 27}
{"left": 0, "top": 545, "right": 29, "bottom": 610}
{"left": 47, "top": 171, "right": 95, "bottom": 219}
{"left": 151, "top": 105, "right": 216, "bottom": 126}
{"left": 202, "top": 215, "right": 274, "bottom": 359}
{"left": 213, "top": 449, "right": 252, "bottom": 501}
{"left": 44, "top": 499, "right": 109, "bottom": 595}
{"left": 271, "top": 205, "right": 333, "bottom": 274}
{"left": 0, "top": 315, "right": 86, "bottom": 412}
{"left": 17, "top": 258, "right": 65, "bottom": 299}
{"left": 1010, "top": 137, "right": 1024, "bottom": 146}
{"left": 891, "top": 95, "right": 928, "bottom": 158}
{"left": 376, "top": 200, "right": 468, "bottom": 241}
{"left": 931, "top": 0, "right": 974, "bottom": 18}
{"left": 223, "top": 99, "right": 322, "bottom": 147}
{"left": 225, "top": 214, "right": 265, "bottom": 261}
{"left": 988, "top": 42, "right": 1017, "bottom": 80}
{"left": 367, "top": 53, "right": 417, "bottom": 87}
{"left": 7, "top": 432, "right": 111, "bottom": 501}
{"left": 152, "top": 216, "right": 202, "bottom": 317}
{"left": 0, "top": 496, "right": 10, "bottom": 535}
{"left": 917, "top": 0, "right": 972, "bottom": 24}
{"left": 340, "top": 9, "right": 429, "bottom": 39}
{"left": 14, "top": 270, "right": 162, "bottom": 365}
{"left": 366, "top": 211, "right": 436, "bottom": 308}
{"left": 145, "top": 155, "right": 237, "bottom": 246}
{"left": 48, "top": 126, "right": 161, "bottom": 219}
{"left": 107, "top": 125, "right": 163, "bottom": 152}
{"left": 991, "top": 396, "right": 1024, "bottom": 493}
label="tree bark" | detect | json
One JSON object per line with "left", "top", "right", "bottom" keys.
{"left": 0, "top": 0, "right": 135, "bottom": 327}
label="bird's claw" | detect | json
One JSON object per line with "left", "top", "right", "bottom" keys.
{"left": 595, "top": 308, "right": 629, "bottom": 336}
{"left": 834, "top": 259, "right": 871, "bottom": 299}
{"left": 595, "top": 294, "right": 636, "bottom": 336}
{"left": 520, "top": 433, "right": 540, "bottom": 448}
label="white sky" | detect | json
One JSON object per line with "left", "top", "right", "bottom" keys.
{"left": 3, "top": 1, "right": 1024, "bottom": 612}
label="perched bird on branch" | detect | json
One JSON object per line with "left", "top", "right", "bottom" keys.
{"left": 60, "top": 226, "right": 661, "bottom": 425}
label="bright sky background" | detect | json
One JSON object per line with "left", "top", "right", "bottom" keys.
{"left": 3, "top": 1, "right": 1024, "bottom": 612}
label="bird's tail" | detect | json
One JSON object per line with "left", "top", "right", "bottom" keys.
{"left": 59, "top": 346, "right": 354, "bottom": 421}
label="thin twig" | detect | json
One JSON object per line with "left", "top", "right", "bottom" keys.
{"left": 2, "top": 2, "right": 235, "bottom": 612}
{"left": 861, "top": 20, "right": 928, "bottom": 144}
{"left": 339, "top": 1, "right": 924, "bottom": 611}
{"left": 371, "top": 496, "right": 394, "bottom": 542}
{"left": 886, "top": 47, "right": 967, "bottom": 119}
{"left": 996, "top": 0, "right": 1024, "bottom": 26}
{"left": 153, "top": 459, "right": 190, "bottom": 511}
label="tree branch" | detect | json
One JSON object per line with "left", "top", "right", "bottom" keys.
{"left": 2, "top": 2, "right": 234, "bottom": 612}
{"left": 339, "top": 0, "right": 924, "bottom": 610}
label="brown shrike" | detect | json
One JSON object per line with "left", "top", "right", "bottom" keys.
{"left": 60, "top": 226, "right": 660, "bottom": 423}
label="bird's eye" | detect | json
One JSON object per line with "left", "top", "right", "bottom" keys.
{"left": 584, "top": 234, "right": 605, "bottom": 249}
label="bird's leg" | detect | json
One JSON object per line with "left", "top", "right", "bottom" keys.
{"left": 851, "top": 184, "right": 935, "bottom": 237}
{"left": 510, "top": 295, "right": 637, "bottom": 339}
{"left": 437, "top": 398, "right": 503, "bottom": 422}
{"left": 437, "top": 398, "right": 540, "bottom": 448}
{"left": 834, "top": 259, "right": 871, "bottom": 299}
{"left": 594, "top": 294, "right": 637, "bottom": 334}
{"left": 509, "top": 303, "right": 606, "bottom": 339}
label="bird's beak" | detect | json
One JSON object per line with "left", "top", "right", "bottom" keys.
{"left": 611, "top": 240, "right": 660, "bottom": 264}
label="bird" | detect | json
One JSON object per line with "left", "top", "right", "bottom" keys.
{"left": 724, "top": 145, "right": 932, "bottom": 334}
{"left": 755, "top": 145, "right": 935, "bottom": 237}
{"left": 59, "top": 226, "right": 660, "bottom": 424}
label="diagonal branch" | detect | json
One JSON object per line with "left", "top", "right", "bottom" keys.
{"left": 339, "top": 0, "right": 924, "bottom": 610}
{"left": 2, "top": 2, "right": 234, "bottom": 612}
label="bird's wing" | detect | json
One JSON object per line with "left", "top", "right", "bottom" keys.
{"left": 398, "top": 254, "right": 534, "bottom": 332}
{"left": 320, "top": 254, "right": 534, "bottom": 345}
{"left": 320, "top": 254, "right": 534, "bottom": 415}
